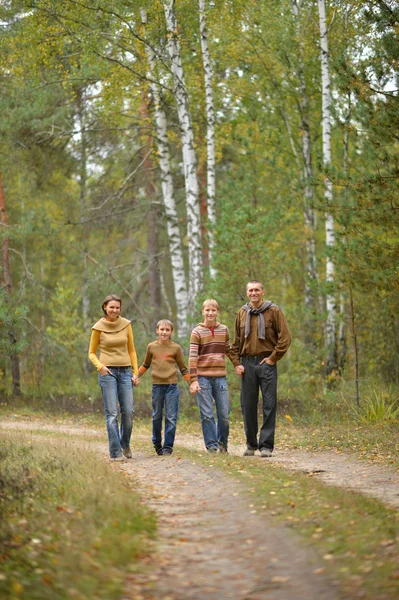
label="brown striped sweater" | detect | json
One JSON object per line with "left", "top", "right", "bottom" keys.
{"left": 189, "top": 322, "right": 234, "bottom": 382}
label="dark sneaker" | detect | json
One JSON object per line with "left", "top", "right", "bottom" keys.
{"left": 162, "top": 448, "right": 173, "bottom": 456}
{"left": 122, "top": 447, "right": 132, "bottom": 459}
{"left": 207, "top": 447, "right": 218, "bottom": 454}
{"left": 260, "top": 448, "right": 272, "bottom": 458}
{"left": 154, "top": 445, "right": 163, "bottom": 456}
{"left": 243, "top": 448, "right": 255, "bottom": 456}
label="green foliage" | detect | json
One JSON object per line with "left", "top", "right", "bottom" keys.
{"left": 0, "top": 0, "right": 397, "bottom": 402}
{"left": 0, "top": 291, "right": 28, "bottom": 355}
{"left": 359, "top": 389, "right": 399, "bottom": 425}
{"left": 0, "top": 432, "right": 155, "bottom": 600}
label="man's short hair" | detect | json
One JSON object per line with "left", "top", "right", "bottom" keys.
{"left": 156, "top": 319, "right": 174, "bottom": 331}
{"left": 202, "top": 298, "right": 220, "bottom": 311}
{"left": 246, "top": 280, "right": 264, "bottom": 290}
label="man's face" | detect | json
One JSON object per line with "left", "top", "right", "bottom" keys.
{"left": 246, "top": 283, "right": 264, "bottom": 307}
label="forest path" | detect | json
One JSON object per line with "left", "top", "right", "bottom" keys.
{"left": 1, "top": 419, "right": 398, "bottom": 599}
{"left": 0, "top": 418, "right": 338, "bottom": 600}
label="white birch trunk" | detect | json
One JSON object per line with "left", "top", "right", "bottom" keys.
{"left": 142, "top": 10, "right": 189, "bottom": 337}
{"left": 198, "top": 0, "right": 216, "bottom": 279}
{"left": 318, "top": 0, "right": 337, "bottom": 373}
{"left": 163, "top": 0, "right": 203, "bottom": 304}
{"left": 291, "top": 0, "right": 321, "bottom": 342}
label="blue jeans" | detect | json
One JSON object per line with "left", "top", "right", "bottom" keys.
{"left": 98, "top": 367, "right": 134, "bottom": 458}
{"left": 196, "top": 376, "right": 230, "bottom": 451}
{"left": 152, "top": 384, "right": 179, "bottom": 452}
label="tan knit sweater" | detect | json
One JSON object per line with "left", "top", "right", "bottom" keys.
{"left": 139, "top": 340, "right": 190, "bottom": 384}
{"left": 88, "top": 316, "right": 138, "bottom": 374}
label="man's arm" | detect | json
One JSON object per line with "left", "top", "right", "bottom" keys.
{"left": 261, "top": 309, "right": 291, "bottom": 365}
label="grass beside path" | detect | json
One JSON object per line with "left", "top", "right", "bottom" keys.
{"left": 174, "top": 447, "right": 399, "bottom": 600}
{"left": 0, "top": 431, "right": 156, "bottom": 600}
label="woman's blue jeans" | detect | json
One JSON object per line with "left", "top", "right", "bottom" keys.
{"left": 196, "top": 376, "right": 230, "bottom": 451}
{"left": 152, "top": 384, "right": 179, "bottom": 452}
{"left": 98, "top": 367, "right": 134, "bottom": 458}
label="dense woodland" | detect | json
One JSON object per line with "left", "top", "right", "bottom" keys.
{"left": 0, "top": 0, "right": 398, "bottom": 409}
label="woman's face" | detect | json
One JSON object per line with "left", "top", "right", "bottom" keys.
{"left": 104, "top": 300, "right": 121, "bottom": 321}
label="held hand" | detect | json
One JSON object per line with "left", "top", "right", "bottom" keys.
{"left": 132, "top": 374, "right": 140, "bottom": 386}
{"left": 99, "top": 366, "right": 112, "bottom": 376}
{"left": 260, "top": 357, "right": 275, "bottom": 366}
{"left": 190, "top": 382, "right": 201, "bottom": 395}
{"left": 235, "top": 365, "right": 245, "bottom": 378}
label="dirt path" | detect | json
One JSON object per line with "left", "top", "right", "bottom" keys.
{"left": 172, "top": 432, "right": 399, "bottom": 510}
{"left": 1, "top": 419, "right": 398, "bottom": 599}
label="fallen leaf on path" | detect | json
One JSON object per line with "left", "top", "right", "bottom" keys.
{"left": 271, "top": 576, "right": 290, "bottom": 583}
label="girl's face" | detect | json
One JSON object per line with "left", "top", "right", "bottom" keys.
{"left": 104, "top": 300, "right": 121, "bottom": 321}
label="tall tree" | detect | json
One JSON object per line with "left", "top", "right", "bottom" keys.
{"left": 318, "top": 0, "right": 338, "bottom": 374}
{"left": 198, "top": 0, "right": 217, "bottom": 279}
{"left": 141, "top": 8, "right": 189, "bottom": 336}
{"left": 163, "top": 0, "right": 203, "bottom": 305}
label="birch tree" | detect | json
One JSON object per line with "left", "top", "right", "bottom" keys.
{"left": 198, "top": 0, "right": 216, "bottom": 279}
{"left": 291, "top": 0, "right": 320, "bottom": 345}
{"left": 163, "top": 0, "right": 203, "bottom": 304}
{"left": 318, "top": 0, "right": 338, "bottom": 374}
{"left": 141, "top": 9, "right": 189, "bottom": 337}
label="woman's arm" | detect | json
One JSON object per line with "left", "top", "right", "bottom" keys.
{"left": 88, "top": 330, "right": 104, "bottom": 371}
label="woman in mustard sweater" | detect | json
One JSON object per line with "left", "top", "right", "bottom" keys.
{"left": 88, "top": 294, "right": 139, "bottom": 461}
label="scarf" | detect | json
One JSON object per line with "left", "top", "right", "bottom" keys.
{"left": 242, "top": 301, "right": 273, "bottom": 339}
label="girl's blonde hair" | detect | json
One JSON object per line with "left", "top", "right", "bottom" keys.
{"left": 202, "top": 298, "right": 219, "bottom": 311}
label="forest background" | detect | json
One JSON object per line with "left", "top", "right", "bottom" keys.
{"left": 0, "top": 0, "right": 398, "bottom": 420}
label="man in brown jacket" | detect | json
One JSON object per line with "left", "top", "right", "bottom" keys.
{"left": 230, "top": 280, "right": 291, "bottom": 457}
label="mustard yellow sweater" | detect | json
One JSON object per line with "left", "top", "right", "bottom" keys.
{"left": 88, "top": 316, "right": 138, "bottom": 374}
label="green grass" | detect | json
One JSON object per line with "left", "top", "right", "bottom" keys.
{"left": 0, "top": 432, "right": 156, "bottom": 600}
{"left": 176, "top": 448, "right": 399, "bottom": 600}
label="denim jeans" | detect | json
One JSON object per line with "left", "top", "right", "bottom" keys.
{"left": 240, "top": 355, "right": 277, "bottom": 451}
{"left": 196, "top": 376, "right": 230, "bottom": 451}
{"left": 98, "top": 366, "right": 134, "bottom": 458}
{"left": 152, "top": 384, "right": 179, "bottom": 452}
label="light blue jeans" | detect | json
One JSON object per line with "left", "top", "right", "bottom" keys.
{"left": 152, "top": 384, "right": 179, "bottom": 452}
{"left": 98, "top": 366, "right": 134, "bottom": 458}
{"left": 196, "top": 376, "right": 230, "bottom": 451}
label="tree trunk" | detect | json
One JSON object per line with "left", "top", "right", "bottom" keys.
{"left": 140, "top": 88, "right": 161, "bottom": 333}
{"left": 318, "top": 0, "right": 338, "bottom": 375}
{"left": 141, "top": 8, "right": 189, "bottom": 337}
{"left": 76, "top": 88, "right": 92, "bottom": 376}
{"left": 0, "top": 173, "right": 22, "bottom": 396}
{"left": 291, "top": 1, "right": 321, "bottom": 346}
{"left": 198, "top": 0, "right": 216, "bottom": 279}
{"left": 163, "top": 0, "right": 203, "bottom": 304}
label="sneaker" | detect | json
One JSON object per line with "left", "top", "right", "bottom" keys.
{"left": 243, "top": 448, "right": 256, "bottom": 456}
{"left": 207, "top": 447, "right": 218, "bottom": 454}
{"left": 122, "top": 447, "right": 132, "bottom": 459}
{"left": 260, "top": 448, "right": 273, "bottom": 458}
{"left": 110, "top": 455, "right": 126, "bottom": 462}
{"left": 162, "top": 448, "right": 173, "bottom": 456}
{"left": 219, "top": 446, "right": 228, "bottom": 454}
{"left": 154, "top": 445, "right": 163, "bottom": 456}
